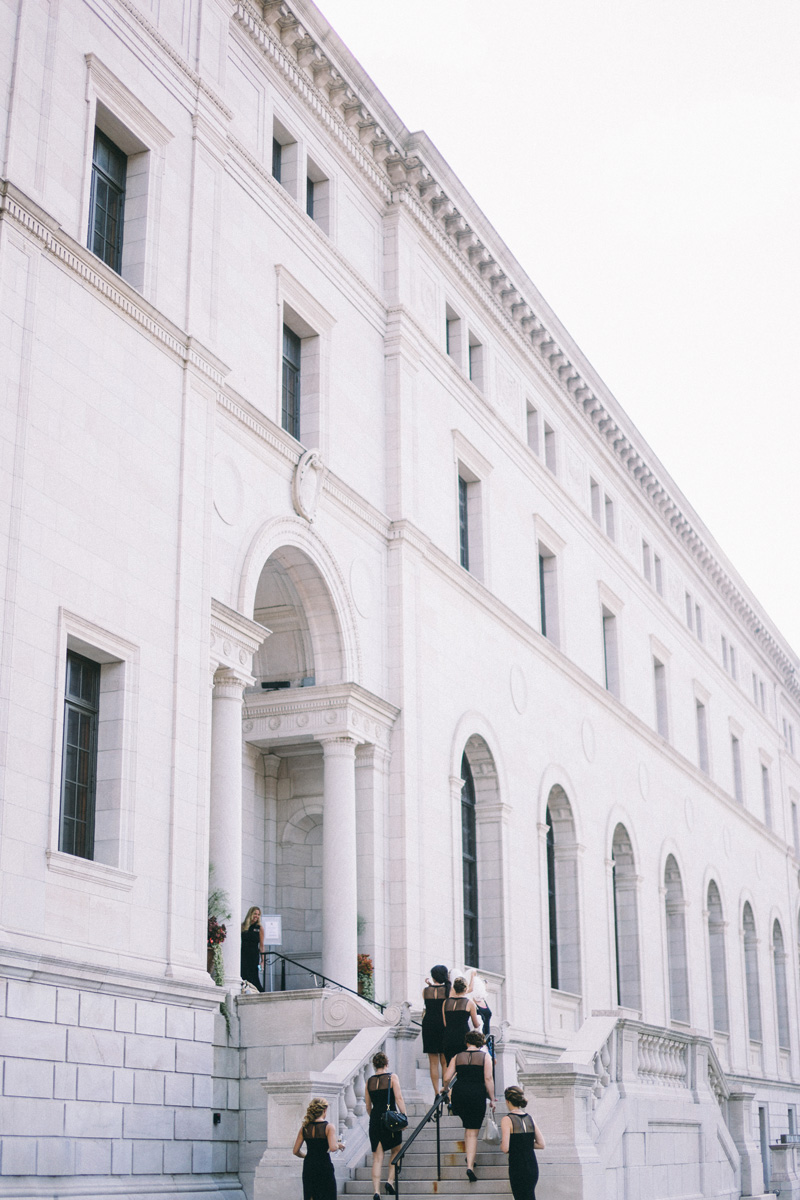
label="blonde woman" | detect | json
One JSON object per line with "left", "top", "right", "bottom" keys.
{"left": 500, "top": 1086, "right": 545, "bottom": 1200}
{"left": 240, "top": 906, "right": 264, "bottom": 992}
{"left": 292, "top": 1097, "right": 343, "bottom": 1199}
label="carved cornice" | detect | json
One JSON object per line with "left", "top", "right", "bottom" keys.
{"left": 210, "top": 597, "right": 269, "bottom": 676}
{"left": 229, "top": 0, "right": 799, "bottom": 699}
{"left": 243, "top": 681, "right": 399, "bottom": 748}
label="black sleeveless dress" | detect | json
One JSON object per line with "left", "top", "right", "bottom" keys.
{"left": 301, "top": 1120, "right": 337, "bottom": 1200}
{"left": 449, "top": 1050, "right": 488, "bottom": 1129}
{"left": 421, "top": 984, "right": 448, "bottom": 1054}
{"left": 508, "top": 1112, "right": 539, "bottom": 1200}
{"left": 240, "top": 924, "right": 263, "bottom": 991}
{"left": 367, "top": 1073, "right": 403, "bottom": 1152}
{"left": 442, "top": 997, "right": 472, "bottom": 1062}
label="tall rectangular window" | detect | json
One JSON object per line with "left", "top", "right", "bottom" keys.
{"left": 544, "top": 422, "right": 557, "bottom": 474}
{"left": 306, "top": 175, "right": 315, "bottom": 218}
{"left": 604, "top": 496, "right": 615, "bottom": 541}
{"left": 654, "top": 554, "right": 663, "bottom": 596}
{"left": 695, "top": 603, "right": 703, "bottom": 642}
{"left": 446, "top": 304, "right": 463, "bottom": 366}
{"left": 722, "top": 636, "right": 729, "bottom": 672}
{"left": 762, "top": 764, "right": 772, "bottom": 828}
{"left": 538, "top": 545, "right": 559, "bottom": 647}
{"left": 526, "top": 402, "right": 540, "bottom": 454}
{"left": 654, "top": 658, "right": 668, "bottom": 738}
{"left": 642, "top": 541, "right": 652, "bottom": 583}
{"left": 88, "top": 129, "right": 127, "bottom": 273}
{"left": 685, "top": 592, "right": 694, "bottom": 631}
{"left": 696, "top": 700, "right": 709, "bottom": 775}
{"left": 590, "top": 479, "right": 602, "bottom": 525}
{"left": 729, "top": 645, "right": 737, "bottom": 680}
{"left": 281, "top": 325, "right": 301, "bottom": 440}
{"left": 753, "top": 672, "right": 759, "bottom": 705}
{"left": 731, "top": 736, "right": 743, "bottom": 803}
{"left": 792, "top": 802, "right": 799, "bottom": 859}
{"left": 468, "top": 333, "right": 484, "bottom": 391}
{"left": 272, "top": 136, "right": 282, "bottom": 182}
{"left": 458, "top": 476, "right": 470, "bottom": 571}
{"left": 59, "top": 652, "right": 101, "bottom": 860}
{"left": 760, "top": 681, "right": 766, "bottom": 713}
{"left": 602, "top": 607, "right": 620, "bottom": 698}
{"left": 461, "top": 754, "right": 479, "bottom": 967}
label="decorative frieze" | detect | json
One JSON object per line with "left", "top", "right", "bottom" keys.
{"left": 243, "top": 681, "right": 399, "bottom": 749}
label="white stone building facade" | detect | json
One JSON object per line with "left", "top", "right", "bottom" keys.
{"left": 1, "top": 2, "right": 800, "bottom": 1198}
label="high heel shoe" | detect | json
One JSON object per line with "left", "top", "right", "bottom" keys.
{"left": 466, "top": 1167, "right": 477, "bottom": 1182}
{"left": 385, "top": 1184, "right": 396, "bottom": 1196}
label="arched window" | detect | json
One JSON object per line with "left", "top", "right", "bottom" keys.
{"left": 773, "top": 920, "right": 791, "bottom": 1052}
{"left": 461, "top": 752, "right": 479, "bottom": 967}
{"left": 743, "top": 902, "right": 762, "bottom": 1042}
{"left": 664, "top": 855, "right": 689, "bottom": 1023}
{"left": 612, "top": 824, "right": 641, "bottom": 1010}
{"left": 707, "top": 882, "right": 729, "bottom": 1034}
{"left": 545, "top": 787, "right": 581, "bottom": 995}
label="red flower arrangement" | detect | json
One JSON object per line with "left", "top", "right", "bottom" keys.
{"left": 357, "top": 953, "right": 373, "bottom": 978}
{"left": 208, "top": 916, "right": 227, "bottom": 948}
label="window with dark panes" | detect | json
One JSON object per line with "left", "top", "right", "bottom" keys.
{"left": 88, "top": 129, "right": 127, "bottom": 273}
{"left": 458, "top": 476, "right": 470, "bottom": 571}
{"left": 272, "top": 137, "right": 282, "bottom": 182}
{"left": 282, "top": 325, "right": 301, "bottom": 440}
{"left": 546, "top": 806, "right": 559, "bottom": 989}
{"left": 306, "top": 176, "right": 315, "bottom": 219}
{"left": 461, "top": 753, "right": 479, "bottom": 967}
{"left": 59, "top": 651, "right": 100, "bottom": 859}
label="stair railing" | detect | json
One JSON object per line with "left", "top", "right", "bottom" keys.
{"left": 392, "top": 1089, "right": 449, "bottom": 1196}
{"left": 259, "top": 949, "right": 386, "bottom": 1013}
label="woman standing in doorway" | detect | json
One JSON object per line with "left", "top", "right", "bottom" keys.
{"left": 500, "top": 1086, "right": 545, "bottom": 1200}
{"left": 292, "top": 1097, "right": 343, "bottom": 1199}
{"left": 421, "top": 964, "right": 450, "bottom": 1094}
{"left": 240, "top": 906, "right": 264, "bottom": 991}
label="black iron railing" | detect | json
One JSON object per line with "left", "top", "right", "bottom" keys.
{"left": 259, "top": 949, "right": 386, "bottom": 1013}
{"left": 392, "top": 1089, "right": 448, "bottom": 1197}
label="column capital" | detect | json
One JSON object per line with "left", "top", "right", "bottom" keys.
{"left": 212, "top": 666, "right": 253, "bottom": 699}
{"left": 318, "top": 734, "right": 359, "bottom": 756}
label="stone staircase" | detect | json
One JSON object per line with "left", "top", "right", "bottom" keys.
{"left": 343, "top": 1111, "right": 513, "bottom": 1197}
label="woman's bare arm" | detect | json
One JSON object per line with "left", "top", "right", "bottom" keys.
{"left": 533, "top": 1122, "right": 545, "bottom": 1150}
{"left": 469, "top": 1000, "right": 481, "bottom": 1029}
{"left": 483, "top": 1052, "right": 495, "bottom": 1104}
{"left": 326, "top": 1122, "right": 342, "bottom": 1153}
{"left": 500, "top": 1115, "right": 512, "bottom": 1154}
{"left": 391, "top": 1073, "right": 407, "bottom": 1115}
{"left": 292, "top": 1128, "right": 305, "bottom": 1158}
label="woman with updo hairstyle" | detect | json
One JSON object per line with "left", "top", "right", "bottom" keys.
{"left": 442, "top": 975, "right": 481, "bottom": 1064}
{"left": 292, "top": 1096, "right": 343, "bottom": 1199}
{"left": 500, "top": 1085, "right": 545, "bottom": 1199}
{"left": 442, "top": 1030, "right": 495, "bottom": 1182}
{"left": 364, "top": 1049, "right": 406, "bottom": 1198}
{"left": 421, "top": 964, "right": 451, "bottom": 1094}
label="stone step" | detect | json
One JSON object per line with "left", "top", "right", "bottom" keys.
{"left": 353, "top": 1164, "right": 508, "bottom": 1180}
{"left": 343, "top": 1179, "right": 511, "bottom": 1195}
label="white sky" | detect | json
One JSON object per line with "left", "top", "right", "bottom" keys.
{"left": 316, "top": 0, "right": 800, "bottom": 656}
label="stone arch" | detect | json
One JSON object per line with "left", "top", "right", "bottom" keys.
{"left": 773, "top": 918, "right": 791, "bottom": 1051}
{"left": 742, "top": 900, "right": 762, "bottom": 1042}
{"left": 707, "top": 879, "right": 729, "bottom": 1034}
{"left": 238, "top": 515, "right": 360, "bottom": 684}
{"left": 664, "top": 854, "right": 690, "bottom": 1023}
{"left": 455, "top": 730, "right": 506, "bottom": 977}
{"left": 611, "top": 823, "right": 641, "bottom": 1011}
{"left": 545, "top": 785, "right": 581, "bottom": 996}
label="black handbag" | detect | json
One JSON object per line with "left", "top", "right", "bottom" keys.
{"left": 381, "top": 1084, "right": 408, "bottom": 1131}
{"left": 382, "top": 1108, "right": 408, "bottom": 1131}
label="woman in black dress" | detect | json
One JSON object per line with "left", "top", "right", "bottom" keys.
{"left": 292, "top": 1097, "right": 343, "bottom": 1200}
{"left": 240, "top": 906, "right": 264, "bottom": 991}
{"left": 364, "top": 1050, "right": 406, "bottom": 1199}
{"left": 421, "top": 964, "right": 450, "bottom": 1094}
{"left": 442, "top": 976, "right": 481, "bottom": 1064}
{"left": 500, "top": 1086, "right": 545, "bottom": 1200}
{"left": 442, "top": 1030, "right": 495, "bottom": 1182}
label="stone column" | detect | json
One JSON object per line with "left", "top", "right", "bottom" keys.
{"left": 320, "top": 736, "right": 359, "bottom": 992}
{"left": 210, "top": 667, "right": 249, "bottom": 986}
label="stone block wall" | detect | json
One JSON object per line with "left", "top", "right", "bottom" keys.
{"left": 0, "top": 976, "right": 240, "bottom": 1192}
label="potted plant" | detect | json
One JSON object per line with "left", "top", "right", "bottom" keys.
{"left": 357, "top": 953, "right": 374, "bottom": 1000}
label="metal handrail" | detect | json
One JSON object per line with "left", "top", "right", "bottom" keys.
{"left": 259, "top": 949, "right": 386, "bottom": 1013}
{"left": 392, "top": 1090, "right": 449, "bottom": 1196}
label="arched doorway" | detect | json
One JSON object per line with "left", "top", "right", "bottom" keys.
{"left": 611, "top": 824, "right": 641, "bottom": 1011}
{"left": 545, "top": 786, "right": 581, "bottom": 996}
{"left": 459, "top": 735, "right": 505, "bottom": 976}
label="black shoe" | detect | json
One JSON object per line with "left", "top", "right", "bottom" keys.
{"left": 466, "top": 1167, "right": 477, "bottom": 1182}
{"left": 385, "top": 1184, "right": 396, "bottom": 1196}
